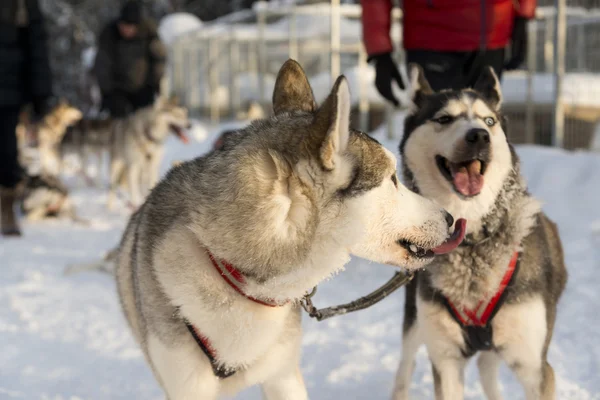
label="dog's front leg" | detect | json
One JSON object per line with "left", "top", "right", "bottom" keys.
{"left": 147, "top": 333, "right": 220, "bottom": 400}
{"left": 477, "top": 351, "right": 503, "bottom": 400}
{"left": 493, "top": 297, "right": 554, "bottom": 400}
{"left": 148, "top": 148, "right": 163, "bottom": 191}
{"left": 261, "top": 366, "right": 308, "bottom": 400}
{"left": 391, "top": 322, "right": 422, "bottom": 400}
{"left": 430, "top": 357, "right": 467, "bottom": 400}
{"left": 419, "top": 300, "right": 467, "bottom": 400}
{"left": 128, "top": 164, "right": 143, "bottom": 207}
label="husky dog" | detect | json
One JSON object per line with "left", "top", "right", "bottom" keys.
{"left": 392, "top": 65, "right": 567, "bottom": 400}
{"left": 107, "top": 97, "right": 191, "bottom": 209}
{"left": 115, "top": 60, "right": 465, "bottom": 400}
{"left": 16, "top": 101, "right": 83, "bottom": 176}
{"left": 20, "top": 173, "right": 80, "bottom": 222}
{"left": 60, "top": 118, "right": 115, "bottom": 185}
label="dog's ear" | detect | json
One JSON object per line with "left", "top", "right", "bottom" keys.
{"left": 473, "top": 66, "right": 503, "bottom": 110}
{"left": 272, "top": 59, "right": 317, "bottom": 115}
{"left": 313, "top": 75, "right": 351, "bottom": 170}
{"left": 153, "top": 96, "right": 166, "bottom": 110}
{"left": 408, "top": 63, "right": 433, "bottom": 108}
{"left": 168, "top": 95, "right": 180, "bottom": 106}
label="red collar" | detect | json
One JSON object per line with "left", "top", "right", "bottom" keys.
{"left": 184, "top": 250, "right": 287, "bottom": 379}
{"left": 206, "top": 250, "right": 285, "bottom": 307}
{"left": 445, "top": 251, "right": 519, "bottom": 327}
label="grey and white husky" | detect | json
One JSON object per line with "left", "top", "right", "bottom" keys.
{"left": 108, "top": 97, "right": 191, "bottom": 209}
{"left": 392, "top": 65, "right": 568, "bottom": 400}
{"left": 115, "top": 60, "right": 465, "bottom": 400}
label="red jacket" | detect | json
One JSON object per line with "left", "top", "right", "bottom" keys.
{"left": 361, "top": 0, "right": 536, "bottom": 55}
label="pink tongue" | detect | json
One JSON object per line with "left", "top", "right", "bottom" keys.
{"left": 172, "top": 126, "right": 190, "bottom": 144}
{"left": 432, "top": 218, "right": 467, "bottom": 255}
{"left": 452, "top": 161, "right": 483, "bottom": 196}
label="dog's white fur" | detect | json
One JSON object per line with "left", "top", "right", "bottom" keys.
{"left": 403, "top": 93, "right": 513, "bottom": 236}
{"left": 392, "top": 66, "right": 562, "bottom": 400}
{"left": 117, "top": 64, "right": 457, "bottom": 400}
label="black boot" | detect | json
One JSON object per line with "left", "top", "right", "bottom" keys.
{"left": 1, "top": 187, "right": 22, "bottom": 237}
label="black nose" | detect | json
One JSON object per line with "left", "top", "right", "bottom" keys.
{"left": 444, "top": 212, "right": 454, "bottom": 228}
{"left": 465, "top": 128, "right": 490, "bottom": 145}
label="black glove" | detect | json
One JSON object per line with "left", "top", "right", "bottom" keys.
{"left": 505, "top": 17, "right": 528, "bottom": 71}
{"left": 370, "top": 53, "right": 405, "bottom": 107}
{"left": 104, "top": 91, "right": 132, "bottom": 118}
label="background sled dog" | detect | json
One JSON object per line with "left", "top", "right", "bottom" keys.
{"left": 21, "top": 174, "right": 80, "bottom": 222}
{"left": 392, "top": 65, "right": 567, "bottom": 400}
{"left": 16, "top": 101, "right": 83, "bottom": 176}
{"left": 107, "top": 97, "right": 191, "bottom": 209}
{"left": 61, "top": 118, "right": 115, "bottom": 185}
{"left": 115, "top": 59, "right": 465, "bottom": 400}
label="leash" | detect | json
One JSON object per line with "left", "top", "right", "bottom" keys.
{"left": 300, "top": 270, "right": 415, "bottom": 321}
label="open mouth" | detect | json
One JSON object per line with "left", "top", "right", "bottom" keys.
{"left": 436, "top": 155, "right": 487, "bottom": 197}
{"left": 169, "top": 124, "right": 190, "bottom": 144}
{"left": 398, "top": 218, "right": 467, "bottom": 259}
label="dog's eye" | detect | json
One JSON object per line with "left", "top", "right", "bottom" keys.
{"left": 484, "top": 117, "right": 496, "bottom": 126}
{"left": 391, "top": 174, "right": 398, "bottom": 188}
{"left": 433, "top": 115, "right": 454, "bottom": 125}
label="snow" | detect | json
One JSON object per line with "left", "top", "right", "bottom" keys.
{"left": 158, "top": 13, "right": 203, "bottom": 45}
{"left": 502, "top": 72, "right": 600, "bottom": 107}
{"left": 2, "top": 118, "right": 600, "bottom": 399}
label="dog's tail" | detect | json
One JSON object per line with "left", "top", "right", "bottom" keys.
{"left": 64, "top": 246, "right": 119, "bottom": 276}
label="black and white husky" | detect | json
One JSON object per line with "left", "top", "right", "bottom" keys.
{"left": 393, "top": 65, "right": 568, "bottom": 400}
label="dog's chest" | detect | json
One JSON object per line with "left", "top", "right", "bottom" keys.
{"left": 195, "top": 303, "right": 299, "bottom": 369}
{"left": 429, "top": 248, "right": 514, "bottom": 309}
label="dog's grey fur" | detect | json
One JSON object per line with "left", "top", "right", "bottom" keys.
{"left": 107, "top": 97, "right": 191, "bottom": 209}
{"left": 392, "top": 65, "right": 568, "bottom": 400}
{"left": 115, "top": 59, "right": 457, "bottom": 400}
{"left": 61, "top": 118, "right": 115, "bottom": 185}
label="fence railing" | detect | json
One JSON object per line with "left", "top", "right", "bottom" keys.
{"left": 168, "top": 1, "right": 600, "bottom": 150}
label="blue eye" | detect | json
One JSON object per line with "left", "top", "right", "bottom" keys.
{"left": 484, "top": 117, "right": 496, "bottom": 126}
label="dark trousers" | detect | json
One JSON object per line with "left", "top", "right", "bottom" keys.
{"left": 102, "top": 86, "right": 156, "bottom": 118}
{"left": 405, "top": 49, "right": 505, "bottom": 92}
{"left": 0, "top": 106, "right": 23, "bottom": 188}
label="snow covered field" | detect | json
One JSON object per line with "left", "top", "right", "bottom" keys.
{"left": 1, "top": 120, "right": 600, "bottom": 400}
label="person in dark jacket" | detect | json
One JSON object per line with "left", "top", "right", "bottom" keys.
{"left": 361, "top": 0, "right": 536, "bottom": 105}
{"left": 93, "top": 1, "right": 166, "bottom": 118}
{"left": 0, "top": 0, "right": 53, "bottom": 237}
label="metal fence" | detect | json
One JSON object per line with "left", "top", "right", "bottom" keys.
{"left": 168, "top": 1, "right": 600, "bottom": 150}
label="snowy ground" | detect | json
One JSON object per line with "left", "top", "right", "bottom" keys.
{"left": 1, "top": 119, "right": 600, "bottom": 400}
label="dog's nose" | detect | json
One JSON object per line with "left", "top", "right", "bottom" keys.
{"left": 465, "top": 128, "right": 490, "bottom": 145}
{"left": 444, "top": 212, "right": 454, "bottom": 228}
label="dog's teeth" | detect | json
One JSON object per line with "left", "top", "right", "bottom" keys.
{"left": 444, "top": 159, "right": 450, "bottom": 169}
{"left": 410, "top": 245, "right": 418, "bottom": 253}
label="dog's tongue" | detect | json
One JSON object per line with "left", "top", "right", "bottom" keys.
{"left": 451, "top": 160, "right": 484, "bottom": 196}
{"left": 432, "top": 218, "right": 467, "bottom": 255}
{"left": 171, "top": 126, "right": 190, "bottom": 144}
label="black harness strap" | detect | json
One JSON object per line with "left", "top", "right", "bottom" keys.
{"left": 442, "top": 256, "right": 520, "bottom": 358}
{"left": 185, "top": 321, "right": 236, "bottom": 379}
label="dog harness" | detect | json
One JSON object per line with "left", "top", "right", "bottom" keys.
{"left": 442, "top": 251, "right": 520, "bottom": 357}
{"left": 185, "top": 251, "right": 286, "bottom": 379}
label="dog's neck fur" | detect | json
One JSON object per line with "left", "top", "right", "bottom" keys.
{"left": 406, "top": 162, "right": 541, "bottom": 308}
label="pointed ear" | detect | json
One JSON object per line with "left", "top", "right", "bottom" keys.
{"left": 154, "top": 96, "right": 165, "bottom": 110}
{"left": 314, "top": 75, "right": 351, "bottom": 170}
{"left": 408, "top": 63, "right": 433, "bottom": 107}
{"left": 473, "top": 66, "right": 503, "bottom": 110}
{"left": 272, "top": 59, "right": 317, "bottom": 115}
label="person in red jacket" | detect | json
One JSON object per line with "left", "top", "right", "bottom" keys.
{"left": 361, "top": 0, "right": 536, "bottom": 105}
